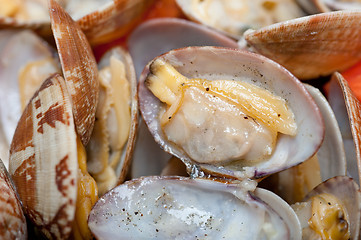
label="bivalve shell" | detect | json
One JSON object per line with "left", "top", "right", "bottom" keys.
{"left": 9, "top": 74, "right": 78, "bottom": 239}
{"left": 138, "top": 46, "right": 324, "bottom": 180}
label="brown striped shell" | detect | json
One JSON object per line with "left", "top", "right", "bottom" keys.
{"left": 49, "top": 0, "right": 99, "bottom": 146}
{"left": 243, "top": 10, "right": 361, "bottom": 80}
{"left": 9, "top": 74, "right": 78, "bottom": 239}
{"left": 0, "top": 158, "right": 27, "bottom": 239}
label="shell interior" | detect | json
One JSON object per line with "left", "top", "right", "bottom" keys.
{"left": 138, "top": 46, "right": 324, "bottom": 179}
{"left": 88, "top": 176, "right": 301, "bottom": 239}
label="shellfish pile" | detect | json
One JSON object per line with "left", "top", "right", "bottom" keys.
{"left": 0, "top": 0, "right": 361, "bottom": 239}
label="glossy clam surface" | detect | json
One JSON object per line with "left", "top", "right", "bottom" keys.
{"left": 88, "top": 176, "right": 301, "bottom": 239}
{"left": 139, "top": 46, "right": 324, "bottom": 179}
{"left": 243, "top": 10, "right": 361, "bottom": 80}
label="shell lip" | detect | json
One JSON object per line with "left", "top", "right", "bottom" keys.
{"left": 139, "top": 46, "right": 325, "bottom": 180}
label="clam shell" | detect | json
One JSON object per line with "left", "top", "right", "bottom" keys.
{"left": 128, "top": 17, "right": 238, "bottom": 77}
{"left": 304, "top": 176, "right": 361, "bottom": 239}
{"left": 86, "top": 47, "right": 138, "bottom": 194}
{"left": 329, "top": 72, "right": 361, "bottom": 185}
{"left": 138, "top": 46, "right": 324, "bottom": 179}
{"left": 9, "top": 74, "right": 78, "bottom": 239}
{"left": 49, "top": 0, "right": 99, "bottom": 146}
{"left": 88, "top": 176, "right": 301, "bottom": 239}
{"left": 0, "top": 158, "right": 27, "bottom": 239}
{"left": 243, "top": 10, "right": 361, "bottom": 80}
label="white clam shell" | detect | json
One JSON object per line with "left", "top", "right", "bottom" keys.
{"left": 88, "top": 176, "right": 302, "bottom": 239}
{"left": 138, "top": 46, "right": 324, "bottom": 179}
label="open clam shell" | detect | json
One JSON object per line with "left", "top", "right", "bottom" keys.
{"left": 243, "top": 10, "right": 361, "bottom": 80}
{"left": 138, "top": 46, "right": 324, "bottom": 180}
{"left": 0, "top": 158, "right": 27, "bottom": 239}
{"left": 86, "top": 46, "right": 138, "bottom": 195}
{"left": 88, "top": 176, "right": 302, "bottom": 239}
{"left": 9, "top": 74, "right": 78, "bottom": 239}
{"left": 293, "top": 176, "right": 361, "bottom": 239}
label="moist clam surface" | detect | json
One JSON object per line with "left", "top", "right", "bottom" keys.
{"left": 139, "top": 46, "right": 324, "bottom": 179}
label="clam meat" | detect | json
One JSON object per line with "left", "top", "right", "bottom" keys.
{"left": 138, "top": 46, "right": 324, "bottom": 179}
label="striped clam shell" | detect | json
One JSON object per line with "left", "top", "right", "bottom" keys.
{"left": 9, "top": 74, "right": 78, "bottom": 239}
{"left": 0, "top": 158, "right": 27, "bottom": 239}
{"left": 49, "top": 0, "right": 99, "bottom": 146}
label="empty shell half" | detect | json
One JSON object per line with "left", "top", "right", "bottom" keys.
{"left": 138, "top": 46, "right": 324, "bottom": 180}
{"left": 88, "top": 176, "right": 302, "bottom": 239}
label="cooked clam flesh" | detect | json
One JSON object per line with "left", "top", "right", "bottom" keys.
{"left": 146, "top": 59, "right": 297, "bottom": 165}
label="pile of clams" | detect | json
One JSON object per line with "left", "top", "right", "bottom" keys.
{"left": 0, "top": 0, "right": 361, "bottom": 239}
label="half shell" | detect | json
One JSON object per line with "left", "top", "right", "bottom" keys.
{"left": 9, "top": 74, "right": 78, "bottom": 239}
{"left": 138, "top": 46, "right": 324, "bottom": 179}
{"left": 328, "top": 72, "right": 361, "bottom": 185}
{"left": 49, "top": 0, "right": 99, "bottom": 146}
{"left": 243, "top": 10, "right": 361, "bottom": 80}
{"left": 88, "top": 176, "right": 302, "bottom": 239}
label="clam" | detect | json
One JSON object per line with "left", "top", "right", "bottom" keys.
{"left": 0, "top": 0, "right": 154, "bottom": 45}
{"left": 86, "top": 46, "right": 138, "bottom": 195}
{"left": 175, "top": 0, "right": 306, "bottom": 39}
{"left": 292, "top": 176, "right": 361, "bottom": 239}
{"left": 8, "top": 0, "right": 100, "bottom": 238}
{"left": 242, "top": 10, "right": 361, "bottom": 80}
{"left": 0, "top": 158, "right": 27, "bottom": 239}
{"left": 88, "top": 176, "right": 302, "bottom": 239}
{"left": 138, "top": 46, "right": 324, "bottom": 180}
